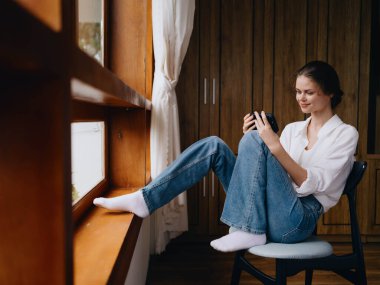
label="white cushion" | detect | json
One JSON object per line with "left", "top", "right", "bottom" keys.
{"left": 247, "top": 236, "right": 333, "bottom": 259}
{"left": 228, "top": 227, "right": 333, "bottom": 259}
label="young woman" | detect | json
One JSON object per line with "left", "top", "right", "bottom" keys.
{"left": 94, "top": 61, "right": 358, "bottom": 252}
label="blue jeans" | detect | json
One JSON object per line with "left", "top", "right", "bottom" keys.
{"left": 142, "top": 132, "right": 323, "bottom": 243}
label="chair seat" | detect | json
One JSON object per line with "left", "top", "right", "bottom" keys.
{"left": 228, "top": 227, "right": 333, "bottom": 259}
{"left": 247, "top": 236, "right": 333, "bottom": 259}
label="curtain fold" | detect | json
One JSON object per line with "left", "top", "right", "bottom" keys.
{"left": 150, "top": 0, "right": 195, "bottom": 253}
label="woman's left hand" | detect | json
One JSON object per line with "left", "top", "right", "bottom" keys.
{"left": 253, "top": 111, "right": 281, "bottom": 153}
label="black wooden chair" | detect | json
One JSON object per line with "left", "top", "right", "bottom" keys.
{"left": 230, "top": 161, "right": 368, "bottom": 285}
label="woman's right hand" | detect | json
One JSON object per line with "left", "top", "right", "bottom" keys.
{"left": 242, "top": 113, "right": 255, "bottom": 134}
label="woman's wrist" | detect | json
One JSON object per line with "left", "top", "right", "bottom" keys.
{"left": 267, "top": 141, "right": 283, "bottom": 156}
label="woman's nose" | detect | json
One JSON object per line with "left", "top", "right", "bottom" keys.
{"left": 297, "top": 93, "right": 306, "bottom": 100}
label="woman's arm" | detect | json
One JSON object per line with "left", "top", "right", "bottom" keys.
{"left": 253, "top": 111, "right": 307, "bottom": 187}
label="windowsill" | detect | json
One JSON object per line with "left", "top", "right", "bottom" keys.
{"left": 74, "top": 187, "right": 143, "bottom": 285}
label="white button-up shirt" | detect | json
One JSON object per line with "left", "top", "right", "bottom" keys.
{"left": 280, "top": 115, "right": 359, "bottom": 212}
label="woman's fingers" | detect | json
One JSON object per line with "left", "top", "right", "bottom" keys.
{"left": 260, "top": 111, "right": 272, "bottom": 130}
{"left": 242, "top": 113, "right": 255, "bottom": 134}
{"left": 254, "top": 111, "right": 264, "bottom": 129}
{"left": 244, "top": 113, "right": 252, "bottom": 120}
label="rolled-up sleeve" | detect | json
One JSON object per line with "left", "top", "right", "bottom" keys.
{"left": 294, "top": 126, "right": 358, "bottom": 197}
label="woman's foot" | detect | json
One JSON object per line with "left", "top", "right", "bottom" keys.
{"left": 93, "top": 190, "right": 149, "bottom": 218}
{"left": 210, "top": 230, "right": 266, "bottom": 252}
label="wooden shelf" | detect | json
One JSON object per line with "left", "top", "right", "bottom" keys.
{"left": 74, "top": 187, "right": 143, "bottom": 285}
{"left": 71, "top": 48, "right": 151, "bottom": 110}
{"left": 0, "top": 2, "right": 152, "bottom": 111}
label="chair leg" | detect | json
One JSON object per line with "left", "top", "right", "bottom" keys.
{"left": 231, "top": 251, "right": 244, "bottom": 285}
{"left": 275, "top": 260, "right": 287, "bottom": 285}
{"left": 305, "top": 269, "right": 313, "bottom": 285}
{"left": 357, "top": 263, "right": 367, "bottom": 285}
{"left": 357, "top": 251, "right": 368, "bottom": 285}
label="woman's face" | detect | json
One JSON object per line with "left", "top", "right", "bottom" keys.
{"left": 295, "top": 75, "right": 332, "bottom": 115}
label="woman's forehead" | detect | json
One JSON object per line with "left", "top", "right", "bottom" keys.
{"left": 295, "top": 75, "right": 319, "bottom": 89}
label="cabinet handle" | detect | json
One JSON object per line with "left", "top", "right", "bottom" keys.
{"left": 203, "top": 176, "right": 206, "bottom": 197}
{"left": 212, "top": 78, "right": 216, "bottom": 105}
{"left": 212, "top": 172, "right": 215, "bottom": 197}
{"left": 204, "top": 78, "right": 207, "bottom": 104}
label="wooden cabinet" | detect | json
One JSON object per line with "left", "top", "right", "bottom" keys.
{"left": 178, "top": 0, "right": 376, "bottom": 240}
{"left": 178, "top": 0, "right": 255, "bottom": 236}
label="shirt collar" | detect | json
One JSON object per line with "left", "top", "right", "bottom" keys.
{"left": 294, "top": 114, "right": 343, "bottom": 139}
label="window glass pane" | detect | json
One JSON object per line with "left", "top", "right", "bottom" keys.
{"left": 77, "top": 0, "right": 104, "bottom": 65}
{"left": 71, "top": 122, "right": 105, "bottom": 204}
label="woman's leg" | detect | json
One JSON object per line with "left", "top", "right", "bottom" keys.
{"left": 211, "top": 131, "right": 322, "bottom": 251}
{"left": 94, "top": 136, "right": 236, "bottom": 217}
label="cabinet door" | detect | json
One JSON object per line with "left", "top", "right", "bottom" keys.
{"left": 209, "top": 0, "right": 254, "bottom": 235}
{"left": 177, "top": 0, "right": 210, "bottom": 235}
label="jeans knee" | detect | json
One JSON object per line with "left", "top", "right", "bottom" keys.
{"left": 199, "top": 136, "right": 225, "bottom": 151}
{"left": 208, "top": 136, "right": 226, "bottom": 149}
{"left": 239, "top": 131, "right": 262, "bottom": 150}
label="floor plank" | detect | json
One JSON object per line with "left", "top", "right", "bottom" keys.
{"left": 146, "top": 239, "right": 380, "bottom": 285}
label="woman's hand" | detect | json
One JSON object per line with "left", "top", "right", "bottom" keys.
{"left": 242, "top": 113, "right": 255, "bottom": 134}
{"left": 253, "top": 111, "right": 281, "bottom": 154}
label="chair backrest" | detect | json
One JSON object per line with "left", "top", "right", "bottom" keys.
{"left": 343, "top": 161, "right": 367, "bottom": 196}
{"left": 341, "top": 161, "right": 367, "bottom": 256}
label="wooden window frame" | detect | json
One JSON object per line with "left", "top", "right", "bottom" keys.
{"left": 71, "top": 101, "right": 110, "bottom": 224}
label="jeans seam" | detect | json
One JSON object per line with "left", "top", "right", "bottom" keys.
{"left": 244, "top": 147, "right": 264, "bottom": 227}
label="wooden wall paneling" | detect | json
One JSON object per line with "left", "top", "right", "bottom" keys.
{"left": 316, "top": 0, "right": 329, "bottom": 60}
{"left": 357, "top": 0, "right": 372, "bottom": 235}
{"left": 207, "top": 0, "right": 223, "bottom": 234}
{"left": 262, "top": 0, "right": 275, "bottom": 113}
{"left": 319, "top": 0, "right": 362, "bottom": 233}
{"left": 0, "top": 79, "right": 71, "bottom": 285}
{"left": 252, "top": 0, "right": 265, "bottom": 111}
{"left": 306, "top": 0, "right": 319, "bottom": 61}
{"left": 177, "top": 1, "right": 201, "bottom": 151}
{"left": 208, "top": 0, "right": 254, "bottom": 235}
{"left": 198, "top": 0, "right": 213, "bottom": 235}
{"left": 274, "top": 0, "right": 307, "bottom": 132}
{"left": 209, "top": 0, "right": 221, "bottom": 139}
{"left": 327, "top": 0, "right": 361, "bottom": 127}
{"left": 365, "top": 159, "right": 380, "bottom": 235}
{"left": 110, "top": 0, "right": 148, "bottom": 96}
{"left": 199, "top": 0, "right": 211, "bottom": 141}
{"left": 110, "top": 108, "right": 147, "bottom": 188}
{"left": 375, "top": 164, "right": 380, "bottom": 226}
{"left": 306, "top": 0, "right": 329, "bottom": 62}
{"left": 208, "top": 0, "right": 223, "bottom": 235}
{"left": 176, "top": 0, "right": 205, "bottom": 233}
{"left": 219, "top": 0, "right": 253, "bottom": 153}
{"left": 366, "top": 158, "right": 380, "bottom": 236}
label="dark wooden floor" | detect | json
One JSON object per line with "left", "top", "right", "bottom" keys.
{"left": 146, "top": 238, "right": 380, "bottom": 285}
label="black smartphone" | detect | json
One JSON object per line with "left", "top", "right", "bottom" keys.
{"left": 250, "top": 112, "right": 279, "bottom": 133}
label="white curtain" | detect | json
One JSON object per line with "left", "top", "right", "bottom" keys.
{"left": 150, "top": 0, "right": 195, "bottom": 253}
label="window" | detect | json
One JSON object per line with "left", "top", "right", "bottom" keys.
{"left": 77, "top": 0, "right": 104, "bottom": 65}
{"left": 71, "top": 121, "right": 105, "bottom": 204}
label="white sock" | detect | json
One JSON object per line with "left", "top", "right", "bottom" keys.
{"left": 210, "top": 230, "right": 266, "bottom": 252}
{"left": 93, "top": 190, "right": 149, "bottom": 218}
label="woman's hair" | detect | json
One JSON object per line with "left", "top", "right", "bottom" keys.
{"left": 295, "top": 60, "right": 344, "bottom": 109}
